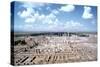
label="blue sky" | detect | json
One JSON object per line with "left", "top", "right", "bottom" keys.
{"left": 12, "top": 1, "right": 97, "bottom": 32}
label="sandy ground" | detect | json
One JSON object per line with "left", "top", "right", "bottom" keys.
{"left": 13, "top": 34, "right": 97, "bottom": 65}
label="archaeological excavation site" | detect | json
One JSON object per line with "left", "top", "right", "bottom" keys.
{"left": 11, "top": 32, "right": 97, "bottom": 65}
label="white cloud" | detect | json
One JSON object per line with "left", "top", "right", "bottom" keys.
{"left": 17, "top": 7, "right": 34, "bottom": 18}
{"left": 41, "top": 13, "right": 57, "bottom": 25}
{"left": 25, "top": 17, "right": 35, "bottom": 23}
{"left": 17, "top": 5, "right": 58, "bottom": 28}
{"left": 18, "top": 3, "right": 88, "bottom": 32}
{"left": 60, "top": 5, "right": 75, "bottom": 12}
{"left": 52, "top": 9, "right": 59, "bottom": 14}
{"left": 18, "top": 2, "right": 59, "bottom": 24}
{"left": 46, "top": 6, "right": 51, "bottom": 10}
{"left": 17, "top": 2, "right": 46, "bottom": 23}
{"left": 22, "top": 2, "right": 45, "bottom": 9}
{"left": 64, "top": 20, "right": 86, "bottom": 31}
{"left": 24, "top": 11, "right": 42, "bottom": 23}
{"left": 82, "top": 6, "right": 93, "bottom": 19}
{"left": 17, "top": 3, "right": 89, "bottom": 32}
{"left": 17, "top": 2, "right": 61, "bottom": 25}
{"left": 25, "top": 12, "right": 57, "bottom": 24}
{"left": 47, "top": 13, "right": 56, "bottom": 19}
{"left": 17, "top": 6, "right": 39, "bottom": 23}
{"left": 42, "top": 19, "right": 59, "bottom": 31}
{"left": 39, "top": 14, "right": 45, "bottom": 20}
